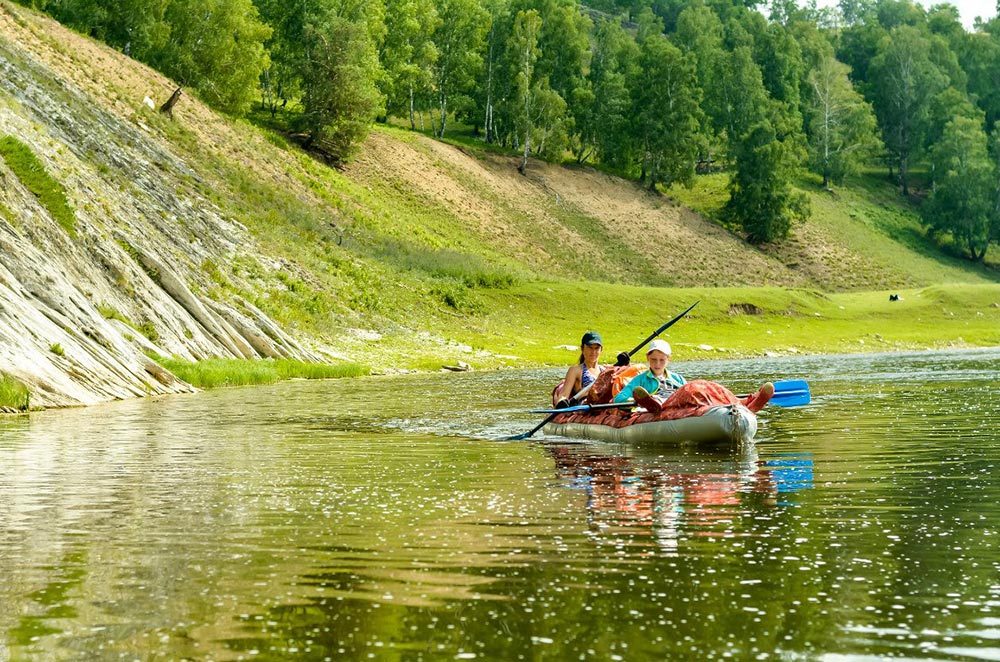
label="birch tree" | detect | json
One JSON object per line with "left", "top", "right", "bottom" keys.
{"left": 574, "top": 19, "right": 637, "bottom": 167}
{"left": 156, "top": 0, "right": 272, "bottom": 115}
{"left": 511, "top": 9, "right": 542, "bottom": 173}
{"left": 629, "top": 35, "right": 704, "bottom": 190}
{"left": 674, "top": 2, "right": 725, "bottom": 165}
{"left": 381, "top": 0, "right": 440, "bottom": 128}
{"left": 806, "top": 55, "right": 881, "bottom": 187}
{"left": 868, "top": 25, "right": 947, "bottom": 194}
{"left": 431, "top": 0, "right": 489, "bottom": 137}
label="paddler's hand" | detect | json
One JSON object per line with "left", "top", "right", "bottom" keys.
{"left": 554, "top": 398, "right": 571, "bottom": 409}
{"left": 614, "top": 351, "right": 630, "bottom": 367}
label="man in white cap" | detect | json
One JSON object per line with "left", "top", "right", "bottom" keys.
{"left": 611, "top": 339, "right": 685, "bottom": 413}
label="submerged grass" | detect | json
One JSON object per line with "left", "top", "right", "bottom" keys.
{"left": 0, "top": 373, "right": 31, "bottom": 411}
{"left": 155, "top": 357, "right": 369, "bottom": 389}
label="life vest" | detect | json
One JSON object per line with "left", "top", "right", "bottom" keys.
{"left": 586, "top": 365, "right": 643, "bottom": 404}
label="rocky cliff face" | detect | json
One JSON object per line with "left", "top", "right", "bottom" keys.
{"left": 0, "top": 5, "right": 321, "bottom": 407}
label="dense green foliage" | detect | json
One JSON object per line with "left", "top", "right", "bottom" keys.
{"left": 17, "top": 0, "right": 1000, "bottom": 257}
{"left": 922, "top": 116, "right": 997, "bottom": 260}
{"left": 724, "top": 121, "right": 810, "bottom": 243}
{"left": 24, "top": 0, "right": 271, "bottom": 114}
{"left": 0, "top": 135, "right": 76, "bottom": 237}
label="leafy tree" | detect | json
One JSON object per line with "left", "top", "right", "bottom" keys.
{"left": 868, "top": 25, "right": 948, "bottom": 194}
{"left": 958, "top": 21, "right": 1000, "bottom": 131}
{"left": 380, "top": 0, "right": 440, "bottom": 127}
{"left": 530, "top": 0, "right": 589, "bottom": 158}
{"left": 431, "top": 0, "right": 490, "bottom": 136}
{"left": 926, "top": 3, "right": 965, "bottom": 43}
{"left": 154, "top": 0, "right": 272, "bottom": 115}
{"left": 838, "top": 0, "right": 875, "bottom": 26}
{"left": 40, "top": 0, "right": 169, "bottom": 56}
{"left": 806, "top": 55, "right": 882, "bottom": 187}
{"left": 510, "top": 9, "right": 543, "bottom": 173}
{"left": 926, "top": 87, "right": 981, "bottom": 153}
{"left": 529, "top": 82, "right": 570, "bottom": 160}
{"left": 875, "top": 0, "right": 925, "bottom": 29}
{"left": 295, "top": 13, "right": 384, "bottom": 161}
{"left": 724, "top": 121, "right": 810, "bottom": 244}
{"left": 574, "top": 19, "right": 638, "bottom": 167}
{"left": 254, "top": 0, "right": 314, "bottom": 114}
{"left": 756, "top": 21, "right": 804, "bottom": 113}
{"left": 531, "top": 0, "right": 591, "bottom": 105}
{"left": 479, "top": 0, "right": 512, "bottom": 142}
{"left": 673, "top": 1, "right": 725, "bottom": 165}
{"left": 927, "top": 32, "right": 967, "bottom": 92}
{"left": 712, "top": 46, "right": 769, "bottom": 155}
{"left": 922, "top": 116, "right": 996, "bottom": 260}
{"left": 835, "top": 21, "right": 887, "bottom": 93}
{"left": 629, "top": 35, "right": 704, "bottom": 189}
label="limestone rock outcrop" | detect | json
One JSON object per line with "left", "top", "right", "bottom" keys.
{"left": 0, "top": 7, "right": 323, "bottom": 407}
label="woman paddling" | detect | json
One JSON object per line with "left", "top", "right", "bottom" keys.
{"left": 553, "top": 331, "right": 606, "bottom": 408}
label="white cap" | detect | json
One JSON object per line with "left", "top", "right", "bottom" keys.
{"left": 646, "top": 339, "right": 672, "bottom": 356}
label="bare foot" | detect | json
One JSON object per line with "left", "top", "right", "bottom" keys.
{"left": 746, "top": 382, "right": 774, "bottom": 412}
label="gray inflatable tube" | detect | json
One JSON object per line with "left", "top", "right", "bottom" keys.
{"left": 543, "top": 404, "right": 757, "bottom": 447}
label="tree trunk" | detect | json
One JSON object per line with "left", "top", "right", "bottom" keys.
{"left": 409, "top": 83, "right": 416, "bottom": 130}
{"left": 971, "top": 238, "right": 987, "bottom": 261}
{"left": 484, "top": 32, "right": 496, "bottom": 143}
{"left": 159, "top": 87, "right": 183, "bottom": 118}
{"left": 438, "top": 94, "right": 448, "bottom": 138}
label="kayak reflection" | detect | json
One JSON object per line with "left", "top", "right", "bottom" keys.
{"left": 543, "top": 442, "right": 814, "bottom": 553}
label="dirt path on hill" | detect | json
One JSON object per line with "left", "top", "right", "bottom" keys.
{"left": 351, "top": 131, "right": 807, "bottom": 287}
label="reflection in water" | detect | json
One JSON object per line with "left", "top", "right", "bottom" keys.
{"left": 545, "top": 443, "right": 814, "bottom": 553}
{"left": 0, "top": 348, "right": 999, "bottom": 660}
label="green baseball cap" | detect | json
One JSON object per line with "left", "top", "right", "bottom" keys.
{"left": 581, "top": 331, "right": 603, "bottom": 346}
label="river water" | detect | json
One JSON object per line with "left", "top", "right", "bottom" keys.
{"left": 1, "top": 348, "right": 998, "bottom": 661}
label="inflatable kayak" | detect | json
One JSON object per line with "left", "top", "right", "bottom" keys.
{"left": 544, "top": 403, "right": 757, "bottom": 447}
{"left": 542, "top": 378, "right": 771, "bottom": 447}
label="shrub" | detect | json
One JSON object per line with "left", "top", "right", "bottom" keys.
{"left": 0, "top": 373, "right": 31, "bottom": 411}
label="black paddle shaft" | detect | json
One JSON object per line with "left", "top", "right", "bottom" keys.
{"left": 623, "top": 300, "right": 700, "bottom": 358}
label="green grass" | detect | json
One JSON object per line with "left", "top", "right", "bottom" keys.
{"left": 0, "top": 373, "right": 31, "bottom": 411}
{"left": 148, "top": 87, "right": 1000, "bottom": 372}
{"left": 0, "top": 135, "right": 76, "bottom": 237}
{"left": 96, "top": 304, "right": 131, "bottom": 325}
{"left": 668, "top": 168, "right": 999, "bottom": 291}
{"left": 444, "top": 281, "right": 1000, "bottom": 369}
{"left": 0, "top": 198, "right": 18, "bottom": 229}
{"left": 155, "top": 357, "right": 369, "bottom": 389}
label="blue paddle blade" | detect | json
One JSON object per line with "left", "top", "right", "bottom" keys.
{"left": 770, "top": 379, "right": 811, "bottom": 407}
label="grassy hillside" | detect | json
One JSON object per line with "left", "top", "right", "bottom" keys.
{"left": 1, "top": 0, "right": 998, "bottom": 379}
